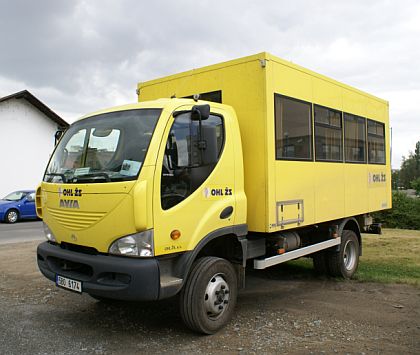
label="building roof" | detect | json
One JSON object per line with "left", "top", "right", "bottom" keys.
{"left": 0, "top": 90, "right": 69, "bottom": 128}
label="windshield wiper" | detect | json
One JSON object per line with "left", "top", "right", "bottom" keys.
{"left": 74, "top": 172, "right": 111, "bottom": 182}
{"left": 45, "top": 173, "right": 67, "bottom": 183}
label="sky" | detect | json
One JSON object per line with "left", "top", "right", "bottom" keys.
{"left": 0, "top": 0, "right": 419, "bottom": 168}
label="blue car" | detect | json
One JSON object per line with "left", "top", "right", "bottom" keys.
{"left": 0, "top": 190, "right": 37, "bottom": 223}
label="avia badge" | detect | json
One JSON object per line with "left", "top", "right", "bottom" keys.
{"left": 59, "top": 199, "right": 80, "bottom": 209}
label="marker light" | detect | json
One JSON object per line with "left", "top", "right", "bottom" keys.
{"left": 170, "top": 230, "right": 181, "bottom": 240}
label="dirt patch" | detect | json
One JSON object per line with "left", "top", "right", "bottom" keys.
{"left": 0, "top": 241, "right": 419, "bottom": 354}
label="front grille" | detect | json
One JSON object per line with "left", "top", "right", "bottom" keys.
{"left": 48, "top": 256, "right": 93, "bottom": 280}
{"left": 97, "top": 272, "right": 131, "bottom": 286}
{"left": 47, "top": 207, "right": 106, "bottom": 230}
{"left": 60, "top": 242, "right": 99, "bottom": 255}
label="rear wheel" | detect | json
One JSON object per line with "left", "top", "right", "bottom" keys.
{"left": 327, "top": 230, "right": 360, "bottom": 278}
{"left": 180, "top": 257, "right": 238, "bottom": 334}
{"left": 5, "top": 209, "right": 19, "bottom": 223}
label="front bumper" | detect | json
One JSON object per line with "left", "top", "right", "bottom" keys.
{"left": 37, "top": 241, "right": 160, "bottom": 301}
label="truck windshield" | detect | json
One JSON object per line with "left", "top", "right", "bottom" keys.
{"left": 44, "top": 109, "right": 162, "bottom": 184}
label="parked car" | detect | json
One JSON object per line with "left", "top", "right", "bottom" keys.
{"left": 0, "top": 190, "right": 37, "bottom": 223}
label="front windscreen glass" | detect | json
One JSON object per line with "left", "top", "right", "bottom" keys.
{"left": 44, "top": 109, "right": 162, "bottom": 183}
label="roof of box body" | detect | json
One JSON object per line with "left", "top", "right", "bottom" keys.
{"left": 76, "top": 98, "right": 230, "bottom": 122}
{"left": 138, "top": 52, "right": 388, "bottom": 105}
{"left": 0, "top": 90, "right": 69, "bottom": 127}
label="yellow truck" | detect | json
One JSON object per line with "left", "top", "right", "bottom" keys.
{"left": 36, "top": 52, "right": 391, "bottom": 334}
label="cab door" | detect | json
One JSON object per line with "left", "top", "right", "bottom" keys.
{"left": 153, "top": 105, "right": 236, "bottom": 256}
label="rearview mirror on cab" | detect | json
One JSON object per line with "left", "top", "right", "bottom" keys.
{"left": 191, "top": 104, "right": 210, "bottom": 121}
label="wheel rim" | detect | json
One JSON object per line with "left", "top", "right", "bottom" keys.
{"left": 8, "top": 211, "right": 18, "bottom": 223}
{"left": 343, "top": 240, "right": 357, "bottom": 271}
{"left": 204, "top": 273, "right": 230, "bottom": 319}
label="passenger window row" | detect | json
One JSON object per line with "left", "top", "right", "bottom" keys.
{"left": 274, "top": 94, "right": 386, "bottom": 165}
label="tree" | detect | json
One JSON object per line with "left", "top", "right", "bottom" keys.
{"left": 399, "top": 141, "right": 420, "bottom": 189}
{"left": 391, "top": 170, "right": 400, "bottom": 190}
{"left": 411, "top": 177, "right": 420, "bottom": 196}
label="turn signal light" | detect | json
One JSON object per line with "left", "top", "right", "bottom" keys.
{"left": 171, "top": 230, "right": 181, "bottom": 240}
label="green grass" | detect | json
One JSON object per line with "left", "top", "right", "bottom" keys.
{"left": 354, "top": 229, "right": 420, "bottom": 286}
{"left": 283, "top": 229, "right": 420, "bottom": 287}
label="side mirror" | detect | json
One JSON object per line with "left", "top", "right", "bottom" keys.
{"left": 55, "top": 130, "right": 64, "bottom": 145}
{"left": 201, "top": 125, "right": 218, "bottom": 165}
{"left": 191, "top": 104, "right": 210, "bottom": 121}
{"left": 191, "top": 104, "right": 211, "bottom": 156}
{"left": 26, "top": 195, "right": 34, "bottom": 202}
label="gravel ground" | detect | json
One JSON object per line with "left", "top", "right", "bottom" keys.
{"left": 0, "top": 241, "right": 419, "bottom": 354}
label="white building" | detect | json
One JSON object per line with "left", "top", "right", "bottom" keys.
{"left": 0, "top": 90, "right": 68, "bottom": 198}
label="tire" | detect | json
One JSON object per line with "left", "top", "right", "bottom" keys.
{"left": 327, "top": 230, "right": 360, "bottom": 278}
{"left": 5, "top": 209, "right": 19, "bottom": 223}
{"left": 179, "top": 257, "right": 238, "bottom": 334}
{"left": 312, "top": 251, "right": 329, "bottom": 274}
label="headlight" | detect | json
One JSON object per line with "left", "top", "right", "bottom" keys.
{"left": 43, "top": 222, "right": 56, "bottom": 242}
{"left": 109, "top": 229, "right": 154, "bottom": 257}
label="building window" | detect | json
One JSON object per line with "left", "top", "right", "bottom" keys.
{"left": 274, "top": 94, "right": 312, "bottom": 160}
{"left": 367, "top": 119, "right": 386, "bottom": 164}
{"left": 314, "top": 105, "right": 343, "bottom": 162}
{"left": 344, "top": 113, "right": 366, "bottom": 163}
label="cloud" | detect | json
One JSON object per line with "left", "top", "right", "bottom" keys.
{"left": 1, "top": 0, "right": 419, "bottom": 167}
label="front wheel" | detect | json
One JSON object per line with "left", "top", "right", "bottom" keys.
{"left": 5, "top": 209, "right": 19, "bottom": 223}
{"left": 179, "top": 257, "right": 238, "bottom": 334}
{"left": 327, "top": 230, "right": 360, "bottom": 278}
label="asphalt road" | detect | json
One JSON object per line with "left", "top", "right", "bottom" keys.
{"left": 0, "top": 220, "right": 43, "bottom": 244}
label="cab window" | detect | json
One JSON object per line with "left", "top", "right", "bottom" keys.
{"left": 161, "top": 112, "right": 224, "bottom": 210}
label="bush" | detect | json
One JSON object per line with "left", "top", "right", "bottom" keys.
{"left": 373, "top": 192, "right": 420, "bottom": 230}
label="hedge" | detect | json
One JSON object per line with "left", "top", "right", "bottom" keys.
{"left": 373, "top": 191, "right": 420, "bottom": 230}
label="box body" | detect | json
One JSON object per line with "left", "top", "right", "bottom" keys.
{"left": 138, "top": 53, "right": 391, "bottom": 233}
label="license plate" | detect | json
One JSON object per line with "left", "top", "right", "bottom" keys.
{"left": 56, "top": 275, "right": 82, "bottom": 293}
